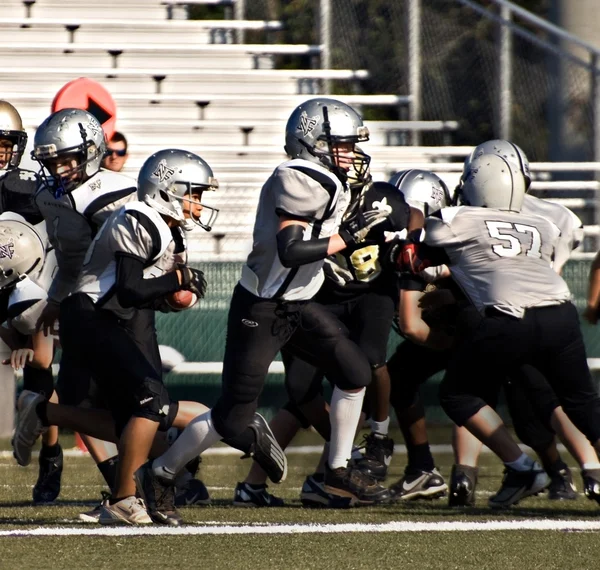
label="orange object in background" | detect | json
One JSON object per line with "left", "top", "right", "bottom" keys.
{"left": 52, "top": 77, "right": 117, "bottom": 139}
{"left": 74, "top": 432, "right": 88, "bottom": 453}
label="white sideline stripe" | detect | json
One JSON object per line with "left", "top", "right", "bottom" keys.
{"left": 1, "top": 520, "right": 600, "bottom": 536}
{"left": 0, "top": 443, "right": 560, "bottom": 460}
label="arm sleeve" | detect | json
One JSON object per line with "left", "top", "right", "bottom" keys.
{"left": 115, "top": 254, "right": 180, "bottom": 309}
{"left": 276, "top": 224, "right": 331, "bottom": 268}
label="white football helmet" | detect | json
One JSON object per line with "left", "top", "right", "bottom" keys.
{"left": 459, "top": 154, "right": 526, "bottom": 212}
{"left": 284, "top": 97, "right": 371, "bottom": 183}
{"left": 137, "top": 148, "right": 219, "bottom": 231}
{"left": 388, "top": 170, "right": 451, "bottom": 217}
{"left": 464, "top": 139, "right": 531, "bottom": 189}
{"left": 32, "top": 108, "right": 107, "bottom": 197}
{"left": 0, "top": 100, "right": 27, "bottom": 171}
{"left": 0, "top": 218, "right": 45, "bottom": 290}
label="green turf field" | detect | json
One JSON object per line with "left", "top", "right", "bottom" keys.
{"left": 1, "top": 429, "right": 599, "bottom": 570}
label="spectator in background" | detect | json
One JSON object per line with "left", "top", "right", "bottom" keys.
{"left": 102, "top": 131, "right": 129, "bottom": 173}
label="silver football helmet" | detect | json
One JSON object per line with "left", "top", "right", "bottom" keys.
{"left": 464, "top": 139, "right": 531, "bottom": 190}
{"left": 0, "top": 100, "right": 27, "bottom": 170}
{"left": 388, "top": 170, "right": 451, "bottom": 217}
{"left": 284, "top": 97, "right": 371, "bottom": 183}
{"left": 459, "top": 154, "right": 526, "bottom": 212}
{"left": 0, "top": 218, "right": 45, "bottom": 291}
{"left": 137, "top": 148, "right": 219, "bottom": 232}
{"left": 32, "top": 108, "right": 107, "bottom": 197}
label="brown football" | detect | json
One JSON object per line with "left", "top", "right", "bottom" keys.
{"left": 166, "top": 290, "right": 197, "bottom": 311}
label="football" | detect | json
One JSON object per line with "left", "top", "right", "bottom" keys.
{"left": 165, "top": 290, "right": 198, "bottom": 311}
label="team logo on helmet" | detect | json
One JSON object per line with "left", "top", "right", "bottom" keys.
{"left": 297, "top": 111, "right": 320, "bottom": 138}
{"left": 86, "top": 119, "right": 103, "bottom": 138}
{"left": 0, "top": 241, "right": 14, "bottom": 259}
{"left": 431, "top": 185, "right": 445, "bottom": 205}
{"left": 152, "top": 159, "right": 176, "bottom": 183}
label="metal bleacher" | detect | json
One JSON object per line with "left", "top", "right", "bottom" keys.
{"left": 3, "top": 0, "right": 464, "bottom": 261}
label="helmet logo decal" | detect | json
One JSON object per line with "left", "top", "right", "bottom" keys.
{"left": 0, "top": 241, "right": 14, "bottom": 259}
{"left": 152, "top": 159, "right": 175, "bottom": 183}
{"left": 297, "top": 111, "right": 320, "bottom": 138}
{"left": 431, "top": 185, "right": 445, "bottom": 205}
{"left": 371, "top": 197, "right": 392, "bottom": 214}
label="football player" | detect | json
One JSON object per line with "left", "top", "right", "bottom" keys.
{"left": 232, "top": 173, "right": 416, "bottom": 508}
{"left": 400, "top": 153, "right": 600, "bottom": 508}
{"left": 0, "top": 101, "right": 65, "bottom": 504}
{"left": 134, "top": 98, "right": 393, "bottom": 523}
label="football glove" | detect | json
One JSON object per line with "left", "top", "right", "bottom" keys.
{"left": 177, "top": 264, "right": 207, "bottom": 299}
{"left": 339, "top": 208, "right": 391, "bottom": 246}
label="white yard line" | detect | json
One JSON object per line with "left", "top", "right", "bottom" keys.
{"left": 0, "top": 519, "right": 599, "bottom": 536}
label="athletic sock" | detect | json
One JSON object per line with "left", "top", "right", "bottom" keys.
{"left": 40, "top": 443, "right": 61, "bottom": 458}
{"left": 505, "top": 453, "right": 535, "bottom": 472}
{"left": 370, "top": 417, "right": 390, "bottom": 437}
{"left": 152, "top": 410, "right": 221, "bottom": 481}
{"left": 97, "top": 455, "right": 119, "bottom": 489}
{"left": 406, "top": 442, "right": 435, "bottom": 472}
{"left": 328, "top": 386, "right": 366, "bottom": 470}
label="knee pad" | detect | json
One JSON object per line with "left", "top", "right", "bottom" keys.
{"left": 23, "top": 366, "right": 54, "bottom": 399}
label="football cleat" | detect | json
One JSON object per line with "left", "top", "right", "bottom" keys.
{"left": 33, "top": 445, "right": 63, "bottom": 504}
{"left": 324, "top": 463, "right": 392, "bottom": 506}
{"left": 244, "top": 413, "right": 288, "bottom": 484}
{"left": 175, "top": 478, "right": 211, "bottom": 507}
{"left": 12, "top": 390, "right": 47, "bottom": 467}
{"left": 300, "top": 474, "right": 351, "bottom": 508}
{"left": 582, "top": 468, "right": 600, "bottom": 505}
{"left": 390, "top": 467, "right": 447, "bottom": 501}
{"left": 448, "top": 464, "right": 478, "bottom": 507}
{"left": 548, "top": 466, "right": 577, "bottom": 501}
{"left": 134, "top": 461, "right": 182, "bottom": 526}
{"left": 98, "top": 496, "right": 152, "bottom": 526}
{"left": 79, "top": 491, "right": 111, "bottom": 523}
{"left": 488, "top": 462, "right": 550, "bottom": 508}
{"left": 354, "top": 433, "right": 394, "bottom": 481}
{"left": 232, "top": 482, "right": 285, "bottom": 507}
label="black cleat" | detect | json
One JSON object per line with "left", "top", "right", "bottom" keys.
{"left": 548, "top": 467, "right": 577, "bottom": 501}
{"left": 354, "top": 433, "right": 394, "bottom": 481}
{"left": 175, "top": 478, "right": 211, "bottom": 507}
{"left": 245, "top": 413, "right": 287, "bottom": 484}
{"left": 390, "top": 467, "right": 447, "bottom": 501}
{"left": 232, "top": 482, "right": 285, "bottom": 507}
{"left": 33, "top": 445, "right": 63, "bottom": 504}
{"left": 488, "top": 462, "right": 550, "bottom": 508}
{"left": 324, "top": 463, "right": 392, "bottom": 507}
{"left": 582, "top": 468, "right": 600, "bottom": 505}
{"left": 134, "top": 461, "right": 182, "bottom": 526}
{"left": 448, "top": 464, "right": 478, "bottom": 507}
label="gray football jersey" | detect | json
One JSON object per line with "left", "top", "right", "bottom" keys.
{"left": 240, "top": 159, "right": 349, "bottom": 301}
{"left": 521, "top": 194, "right": 583, "bottom": 273}
{"left": 74, "top": 201, "right": 184, "bottom": 319}
{"left": 425, "top": 206, "right": 571, "bottom": 317}
{"left": 35, "top": 169, "right": 137, "bottom": 303}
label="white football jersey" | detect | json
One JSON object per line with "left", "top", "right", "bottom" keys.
{"left": 240, "top": 159, "right": 349, "bottom": 301}
{"left": 35, "top": 169, "right": 136, "bottom": 303}
{"left": 425, "top": 206, "right": 571, "bottom": 318}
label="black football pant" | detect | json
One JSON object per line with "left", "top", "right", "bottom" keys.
{"left": 283, "top": 290, "right": 395, "bottom": 408}
{"left": 440, "top": 302, "right": 600, "bottom": 444}
{"left": 388, "top": 340, "right": 559, "bottom": 452}
{"left": 210, "top": 284, "right": 372, "bottom": 439}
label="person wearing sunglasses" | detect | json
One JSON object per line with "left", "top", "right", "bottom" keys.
{"left": 102, "top": 131, "right": 129, "bottom": 173}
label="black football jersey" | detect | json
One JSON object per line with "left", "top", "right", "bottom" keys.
{"left": 0, "top": 168, "right": 42, "bottom": 225}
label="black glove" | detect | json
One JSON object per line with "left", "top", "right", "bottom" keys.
{"left": 177, "top": 264, "right": 207, "bottom": 299}
{"left": 338, "top": 208, "right": 390, "bottom": 246}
